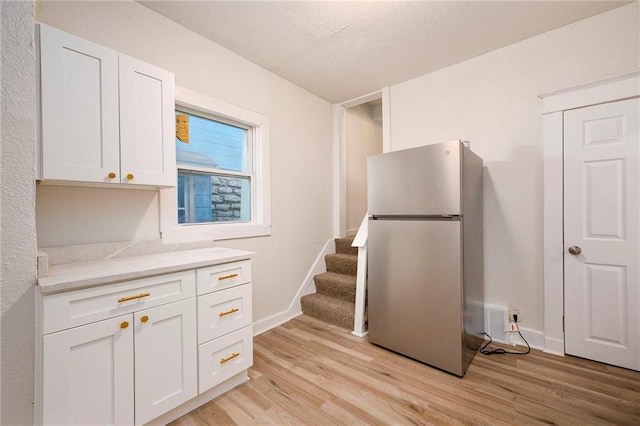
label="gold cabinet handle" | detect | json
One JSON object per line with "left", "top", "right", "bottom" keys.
{"left": 218, "top": 273, "right": 238, "bottom": 281}
{"left": 120, "top": 321, "right": 129, "bottom": 329}
{"left": 117, "top": 293, "right": 150, "bottom": 303}
{"left": 108, "top": 172, "right": 116, "bottom": 179}
{"left": 219, "top": 308, "right": 239, "bottom": 317}
{"left": 141, "top": 315, "right": 149, "bottom": 323}
{"left": 220, "top": 352, "right": 240, "bottom": 364}
{"left": 126, "top": 173, "right": 134, "bottom": 180}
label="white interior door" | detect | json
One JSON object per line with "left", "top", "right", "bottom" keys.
{"left": 564, "top": 97, "right": 639, "bottom": 371}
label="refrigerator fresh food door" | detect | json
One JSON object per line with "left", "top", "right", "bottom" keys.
{"left": 368, "top": 217, "right": 463, "bottom": 376}
{"left": 367, "top": 140, "right": 461, "bottom": 216}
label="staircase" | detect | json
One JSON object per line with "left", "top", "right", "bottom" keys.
{"left": 300, "top": 236, "right": 358, "bottom": 330}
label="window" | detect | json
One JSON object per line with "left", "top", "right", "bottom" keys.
{"left": 176, "top": 109, "right": 252, "bottom": 224}
{"left": 160, "top": 87, "right": 271, "bottom": 242}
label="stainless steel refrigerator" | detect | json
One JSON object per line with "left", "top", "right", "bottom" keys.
{"left": 367, "top": 139, "right": 484, "bottom": 377}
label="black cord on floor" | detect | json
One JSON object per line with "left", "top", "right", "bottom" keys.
{"left": 480, "top": 331, "right": 531, "bottom": 355}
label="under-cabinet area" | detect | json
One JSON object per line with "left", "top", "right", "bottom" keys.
{"left": 36, "top": 248, "right": 254, "bottom": 426}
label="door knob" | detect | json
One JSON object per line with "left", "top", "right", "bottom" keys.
{"left": 568, "top": 246, "right": 582, "bottom": 255}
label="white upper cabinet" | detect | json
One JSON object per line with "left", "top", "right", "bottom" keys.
{"left": 119, "top": 55, "right": 176, "bottom": 187}
{"left": 38, "top": 24, "right": 175, "bottom": 187}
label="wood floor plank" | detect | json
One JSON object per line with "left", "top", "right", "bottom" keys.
{"left": 171, "top": 315, "right": 640, "bottom": 426}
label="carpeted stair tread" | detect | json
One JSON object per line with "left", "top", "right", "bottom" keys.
{"left": 335, "top": 236, "right": 358, "bottom": 256}
{"left": 300, "top": 293, "right": 355, "bottom": 330}
{"left": 325, "top": 253, "right": 358, "bottom": 276}
{"left": 314, "top": 272, "right": 356, "bottom": 303}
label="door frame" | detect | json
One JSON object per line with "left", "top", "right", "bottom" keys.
{"left": 332, "top": 88, "right": 391, "bottom": 237}
{"left": 541, "top": 71, "right": 640, "bottom": 356}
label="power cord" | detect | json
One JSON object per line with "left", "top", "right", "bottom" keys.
{"left": 480, "top": 314, "right": 531, "bottom": 356}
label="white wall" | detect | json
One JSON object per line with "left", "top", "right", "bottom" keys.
{"left": 0, "top": 1, "right": 37, "bottom": 424}
{"left": 346, "top": 104, "right": 382, "bottom": 234}
{"left": 389, "top": 3, "right": 640, "bottom": 333}
{"left": 35, "top": 1, "right": 334, "bottom": 323}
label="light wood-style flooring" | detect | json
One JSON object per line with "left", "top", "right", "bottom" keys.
{"left": 172, "top": 315, "right": 640, "bottom": 425}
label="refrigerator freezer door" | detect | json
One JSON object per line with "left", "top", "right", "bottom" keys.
{"left": 368, "top": 218, "right": 463, "bottom": 375}
{"left": 367, "top": 140, "right": 461, "bottom": 216}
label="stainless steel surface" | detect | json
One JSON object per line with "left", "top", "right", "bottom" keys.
{"left": 367, "top": 140, "right": 462, "bottom": 216}
{"left": 568, "top": 246, "right": 582, "bottom": 255}
{"left": 461, "top": 144, "right": 485, "bottom": 372}
{"left": 368, "top": 218, "right": 463, "bottom": 375}
{"left": 366, "top": 140, "right": 484, "bottom": 377}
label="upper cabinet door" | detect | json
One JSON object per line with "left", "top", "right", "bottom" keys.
{"left": 39, "top": 24, "right": 120, "bottom": 183}
{"left": 119, "top": 55, "right": 176, "bottom": 186}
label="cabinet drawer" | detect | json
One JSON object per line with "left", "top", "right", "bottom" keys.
{"left": 198, "top": 326, "right": 253, "bottom": 394}
{"left": 198, "top": 284, "right": 252, "bottom": 344}
{"left": 42, "top": 271, "right": 196, "bottom": 334}
{"left": 196, "top": 260, "right": 251, "bottom": 295}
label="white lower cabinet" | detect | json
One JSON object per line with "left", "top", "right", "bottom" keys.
{"left": 43, "top": 314, "right": 135, "bottom": 425}
{"left": 42, "top": 298, "right": 197, "bottom": 426}
{"left": 198, "top": 326, "right": 253, "bottom": 394}
{"left": 134, "top": 299, "right": 197, "bottom": 425}
{"left": 38, "top": 254, "right": 253, "bottom": 425}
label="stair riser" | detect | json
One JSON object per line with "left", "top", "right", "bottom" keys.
{"left": 300, "top": 295, "right": 354, "bottom": 330}
{"left": 325, "top": 255, "right": 357, "bottom": 276}
{"left": 335, "top": 237, "right": 358, "bottom": 256}
{"left": 314, "top": 281, "right": 356, "bottom": 303}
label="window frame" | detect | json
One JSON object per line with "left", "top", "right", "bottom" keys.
{"left": 160, "top": 86, "right": 271, "bottom": 243}
{"left": 175, "top": 106, "right": 253, "bottom": 225}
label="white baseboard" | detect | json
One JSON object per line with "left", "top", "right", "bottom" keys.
{"left": 252, "top": 310, "right": 294, "bottom": 336}
{"left": 543, "top": 337, "right": 565, "bottom": 356}
{"left": 253, "top": 238, "right": 335, "bottom": 337}
{"left": 285, "top": 238, "right": 334, "bottom": 319}
{"left": 483, "top": 304, "right": 547, "bottom": 352}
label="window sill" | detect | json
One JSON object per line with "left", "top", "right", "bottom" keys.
{"left": 161, "top": 223, "right": 271, "bottom": 244}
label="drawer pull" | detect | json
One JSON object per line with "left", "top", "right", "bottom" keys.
{"left": 117, "top": 293, "right": 150, "bottom": 303}
{"left": 220, "top": 352, "right": 240, "bottom": 364}
{"left": 218, "top": 273, "right": 239, "bottom": 281}
{"left": 219, "top": 308, "right": 239, "bottom": 317}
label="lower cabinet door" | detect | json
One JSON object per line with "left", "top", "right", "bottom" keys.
{"left": 198, "top": 325, "right": 253, "bottom": 394}
{"left": 134, "top": 298, "right": 197, "bottom": 425}
{"left": 43, "top": 314, "right": 134, "bottom": 425}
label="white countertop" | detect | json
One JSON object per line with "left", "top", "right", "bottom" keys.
{"left": 38, "top": 247, "right": 255, "bottom": 294}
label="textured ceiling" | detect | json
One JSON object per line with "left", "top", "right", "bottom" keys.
{"left": 139, "top": 1, "right": 629, "bottom": 103}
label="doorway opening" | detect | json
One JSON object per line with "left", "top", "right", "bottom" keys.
{"left": 333, "top": 88, "right": 390, "bottom": 238}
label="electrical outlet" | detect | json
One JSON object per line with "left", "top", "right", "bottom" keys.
{"left": 509, "top": 305, "right": 521, "bottom": 323}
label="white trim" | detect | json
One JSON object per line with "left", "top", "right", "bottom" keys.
{"left": 253, "top": 238, "right": 335, "bottom": 336}
{"left": 339, "top": 88, "right": 385, "bottom": 109}
{"left": 160, "top": 86, "right": 271, "bottom": 243}
{"left": 381, "top": 87, "right": 391, "bottom": 153}
{"left": 333, "top": 87, "right": 391, "bottom": 238}
{"left": 252, "top": 310, "right": 292, "bottom": 336}
{"left": 541, "top": 72, "right": 640, "bottom": 356}
{"left": 543, "top": 111, "right": 565, "bottom": 353}
{"left": 543, "top": 337, "right": 566, "bottom": 357}
{"left": 285, "top": 238, "right": 335, "bottom": 318}
{"left": 332, "top": 105, "right": 347, "bottom": 238}
{"left": 540, "top": 71, "right": 640, "bottom": 113}
{"left": 352, "top": 243, "right": 368, "bottom": 337}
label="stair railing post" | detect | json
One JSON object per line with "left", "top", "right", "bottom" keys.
{"left": 351, "top": 213, "right": 369, "bottom": 337}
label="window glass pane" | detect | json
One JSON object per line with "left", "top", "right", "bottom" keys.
{"left": 177, "top": 171, "right": 251, "bottom": 224}
{"left": 176, "top": 110, "right": 248, "bottom": 172}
